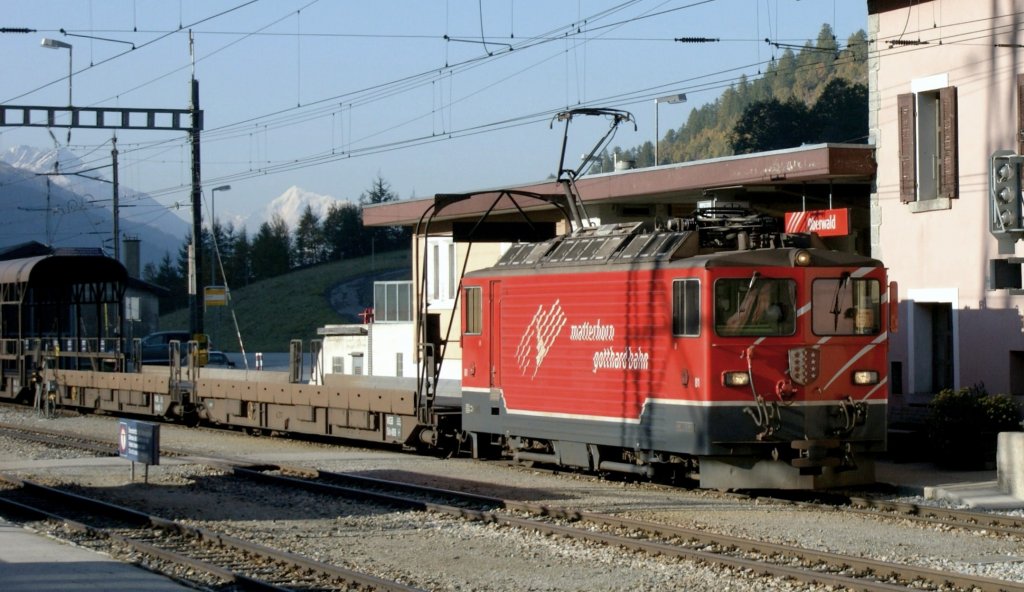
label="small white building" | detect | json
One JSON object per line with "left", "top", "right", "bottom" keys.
{"left": 314, "top": 278, "right": 464, "bottom": 383}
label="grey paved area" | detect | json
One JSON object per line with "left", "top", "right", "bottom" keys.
{"left": 877, "top": 461, "right": 1024, "bottom": 509}
{"left": 0, "top": 519, "right": 192, "bottom": 592}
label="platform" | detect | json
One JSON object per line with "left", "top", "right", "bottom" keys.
{"left": 0, "top": 519, "right": 191, "bottom": 591}
{"left": 876, "top": 461, "right": 1023, "bottom": 510}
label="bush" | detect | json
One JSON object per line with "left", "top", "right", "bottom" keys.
{"left": 926, "top": 384, "right": 1022, "bottom": 469}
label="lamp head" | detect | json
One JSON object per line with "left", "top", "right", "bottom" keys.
{"left": 41, "top": 38, "right": 72, "bottom": 50}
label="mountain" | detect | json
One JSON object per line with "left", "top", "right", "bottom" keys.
{"left": 242, "top": 185, "right": 351, "bottom": 231}
{"left": 0, "top": 146, "right": 190, "bottom": 269}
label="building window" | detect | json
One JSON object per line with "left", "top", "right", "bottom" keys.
{"left": 448, "top": 242, "right": 457, "bottom": 300}
{"left": 464, "top": 286, "right": 482, "bottom": 335}
{"left": 431, "top": 243, "right": 440, "bottom": 301}
{"left": 374, "top": 281, "right": 412, "bottom": 322}
{"left": 396, "top": 352, "right": 404, "bottom": 377}
{"left": 898, "top": 82, "right": 958, "bottom": 206}
{"left": 351, "top": 353, "right": 364, "bottom": 376}
{"left": 671, "top": 279, "right": 700, "bottom": 336}
{"left": 426, "top": 236, "right": 457, "bottom": 306}
{"left": 1018, "top": 74, "right": 1024, "bottom": 155}
{"left": 332, "top": 356, "right": 344, "bottom": 374}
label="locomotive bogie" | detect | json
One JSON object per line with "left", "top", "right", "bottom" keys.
{"left": 698, "top": 456, "right": 878, "bottom": 490}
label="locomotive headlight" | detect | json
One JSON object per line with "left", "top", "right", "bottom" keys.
{"left": 794, "top": 249, "right": 812, "bottom": 267}
{"left": 722, "top": 371, "right": 751, "bottom": 387}
{"left": 852, "top": 370, "right": 879, "bottom": 385}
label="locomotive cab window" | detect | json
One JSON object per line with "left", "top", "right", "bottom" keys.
{"left": 811, "top": 277, "right": 881, "bottom": 336}
{"left": 672, "top": 279, "right": 700, "bottom": 336}
{"left": 464, "top": 286, "right": 482, "bottom": 335}
{"left": 715, "top": 278, "right": 796, "bottom": 337}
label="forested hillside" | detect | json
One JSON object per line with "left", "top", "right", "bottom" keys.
{"left": 594, "top": 24, "right": 868, "bottom": 171}
{"left": 159, "top": 250, "right": 410, "bottom": 353}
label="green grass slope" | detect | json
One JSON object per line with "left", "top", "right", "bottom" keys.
{"left": 158, "top": 250, "right": 410, "bottom": 352}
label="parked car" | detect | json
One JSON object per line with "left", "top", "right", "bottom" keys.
{"left": 140, "top": 331, "right": 210, "bottom": 365}
{"left": 204, "top": 350, "right": 235, "bottom": 368}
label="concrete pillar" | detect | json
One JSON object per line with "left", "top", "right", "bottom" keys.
{"left": 997, "top": 432, "right": 1024, "bottom": 497}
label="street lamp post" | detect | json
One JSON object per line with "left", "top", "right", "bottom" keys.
{"left": 209, "top": 185, "right": 231, "bottom": 284}
{"left": 654, "top": 93, "right": 686, "bottom": 166}
{"left": 41, "top": 38, "right": 72, "bottom": 106}
{"left": 207, "top": 185, "right": 230, "bottom": 350}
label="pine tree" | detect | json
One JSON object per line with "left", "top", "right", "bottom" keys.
{"left": 293, "top": 204, "right": 325, "bottom": 267}
{"left": 323, "top": 202, "right": 365, "bottom": 260}
{"left": 250, "top": 215, "right": 291, "bottom": 281}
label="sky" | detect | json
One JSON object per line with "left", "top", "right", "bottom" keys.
{"left": 0, "top": 0, "right": 869, "bottom": 234}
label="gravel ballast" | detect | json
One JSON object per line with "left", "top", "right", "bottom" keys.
{"left": 1, "top": 406, "right": 1022, "bottom": 591}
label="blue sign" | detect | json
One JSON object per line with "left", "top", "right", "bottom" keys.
{"left": 117, "top": 419, "right": 160, "bottom": 465}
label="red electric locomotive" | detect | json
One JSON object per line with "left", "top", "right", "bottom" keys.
{"left": 459, "top": 207, "right": 893, "bottom": 489}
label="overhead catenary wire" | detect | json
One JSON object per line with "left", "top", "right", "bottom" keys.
{"left": 5, "top": 37, "right": 871, "bottom": 202}
{"left": 0, "top": 0, "right": 261, "bottom": 105}
{"left": 10, "top": 0, "right": 1003, "bottom": 216}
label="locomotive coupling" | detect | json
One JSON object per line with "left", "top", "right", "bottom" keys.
{"left": 790, "top": 439, "right": 843, "bottom": 469}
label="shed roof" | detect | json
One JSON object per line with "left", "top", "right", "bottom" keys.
{"left": 0, "top": 254, "right": 127, "bottom": 287}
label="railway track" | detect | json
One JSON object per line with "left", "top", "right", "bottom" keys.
{"left": 0, "top": 421, "right": 119, "bottom": 457}
{"left": 5, "top": 419, "right": 1021, "bottom": 538}
{"left": 235, "top": 466, "right": 1024, "bottom": 592}
{"left": 746, "top": 491, "right": 1024, "bottom": 538}
{"left": 0, "top": 474, "right": 424, "bottom": 592}
{"left": 3, "top": 418, "right": 1024, "bottom": 590}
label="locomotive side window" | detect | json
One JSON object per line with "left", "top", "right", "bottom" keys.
{"left": 811, "top": 277, "right": 881, "bottom": 336}
{"left": 464, "top": 286, "right": 483, "bottom": 335}
{"left": 672, "top": 279, "right": 701, "bottom": 336}
{"left": 715, "top": 278, "right": 796, "bottom": 337}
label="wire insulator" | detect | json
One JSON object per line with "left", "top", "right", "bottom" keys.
{"left": 674, "top": 37, "right": 719, "bottom": 43}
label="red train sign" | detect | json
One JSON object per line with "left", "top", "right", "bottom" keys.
{"left": 785, "top": 208, "right": 850, "bottom": 237}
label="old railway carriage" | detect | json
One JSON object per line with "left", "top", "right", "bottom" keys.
{"left": 459, "top": 218, "right": 892, "bottom": 489}
{"left": 0, "top": 246, "right": 127, "bottom": 398}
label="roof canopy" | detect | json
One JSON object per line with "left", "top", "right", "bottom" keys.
{"left": 363, "top": 143, "right": 875, "bottom": 228}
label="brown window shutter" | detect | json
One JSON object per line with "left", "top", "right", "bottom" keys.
{"left": 938, "top": 86, "right": 959, "bottom": 199}
{"left": 1018, "top": 74, "right": 1024, "bottom": 154}
{"left": 897, "top": 93, "right": 916, "bottom": 203}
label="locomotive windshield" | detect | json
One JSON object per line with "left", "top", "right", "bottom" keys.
{"left": 715, "top": 278, "right": 796, "bottom": 336}
{"left": 811, "top": 277, "right": 882, "bottom": 335}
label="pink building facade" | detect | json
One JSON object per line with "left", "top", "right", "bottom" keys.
{"left": 870, "top": 0, "right": 1024, "bottom": 401}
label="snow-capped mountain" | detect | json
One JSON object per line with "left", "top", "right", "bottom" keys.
{"left": 0, "top": 146, "right": 357, "bottom": 269}
{"left": 242, "top": 186, "right": 352, "bottom": 231}
{"left": 0, "top": 146, "right": 190, "bottom": 269}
